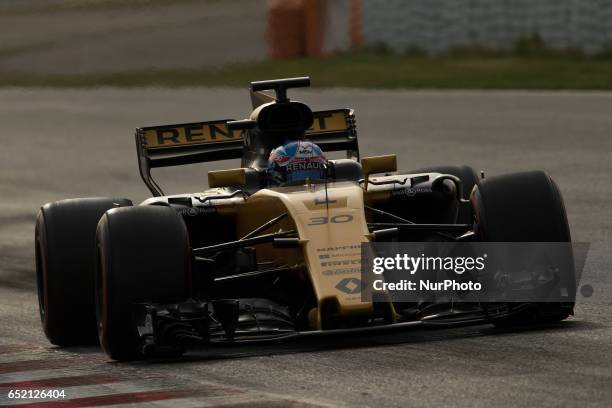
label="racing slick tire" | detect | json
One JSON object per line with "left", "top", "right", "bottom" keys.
{"left": 95, "top": 205, "right": 191, "bottom": 361}
{"left": 35, "top": 197, "right": 132, "bottom": 346}
{"left": 409, "top": 165, "right": 480, "bottom": 224}
{"left": 470, "top": 170, "right": 575, "bottom": 326}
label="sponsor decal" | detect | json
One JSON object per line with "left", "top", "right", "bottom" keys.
{"left": 143, "top": 121, "right": 241, "bottom": 149}
{"left": 335, "top": 277, "right": 363, "bottom": 294}
{"left": 174, "top": 206, "right": 216, "bottom": 216}
{"left": 142, "top": 110, "right": 350, "bottom": 150}
{"left": 391, "top": 186, "right": 433, "bottom": 198}
{"left": 320, "top": 252, "right": 361, "bottom": 259}
{"left": 297, "top": 143, "right": 314, "bottom": 155}
{"left": 286, "top": 161, "right": 326, "bottom": 171}
{"left": 307, "top": 111, "right": 349, "bottom": 134}
{"left": 322, "top": 268, "right": 362, "bottom": 276}
{"left": 320, "top": 259, "right": 361, "bottom": 267}
{"left": 317, "top": 244, "right": 361, "bottom": 252}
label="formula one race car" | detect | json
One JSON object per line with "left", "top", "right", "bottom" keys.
{"left": 35, "top": 77, "right": 576, "bottom": 361}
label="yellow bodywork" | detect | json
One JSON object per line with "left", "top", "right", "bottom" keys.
{"left": 208, "top": 168, "right": 247, "bottom": 189}
{"left": 237, "top": 181, "right": 374, "bottom": 328}
{"left": 153, "top": 164, "right": 400, "bottom": 329}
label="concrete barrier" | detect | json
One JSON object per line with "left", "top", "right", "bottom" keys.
{"left": 359, "top": 0, "right": 612, "bottom": 55}
{"left": 267, "top": 0, "right": 612, "bottom": 57}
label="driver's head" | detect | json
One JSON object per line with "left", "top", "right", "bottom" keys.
{"left": 267, "top": 140, "right": 327, "bottom": 185}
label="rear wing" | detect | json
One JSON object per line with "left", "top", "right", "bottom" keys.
{"left": 135, "top": 108, "right": 358, "bottom": 196}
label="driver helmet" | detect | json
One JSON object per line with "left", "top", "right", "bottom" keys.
{"left": 267, "top": 140, "right": 327, "bottom": 185}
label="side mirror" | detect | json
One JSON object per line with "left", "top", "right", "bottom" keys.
{"left": 208, "top": 168, "right": 247, "bottom": 188}
{"left": 361, "top": 155, "right": 397, "bottom": 189}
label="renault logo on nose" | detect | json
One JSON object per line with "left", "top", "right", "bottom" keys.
{"left": 335, "top": 278, "right": 362, "bottom": 294}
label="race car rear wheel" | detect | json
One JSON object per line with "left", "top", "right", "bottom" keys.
{"left": 35, "top": 197, "right": 132, "bottom": 346}
{"left": 95, "top": 205, "right": 191, "bottom": 361}
{"left": 470, "top": 170, "right": 575, "bottom": 326}
{"left": 408, "top": 165, "right": 480, "bottom": 224}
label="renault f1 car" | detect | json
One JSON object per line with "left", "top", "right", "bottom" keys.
{"left": 35, "top": 77, "right": 576, "bottom": 360}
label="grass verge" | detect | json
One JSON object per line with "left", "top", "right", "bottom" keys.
{"left": 2, "top": 52, "right": 612, "bottom": 89}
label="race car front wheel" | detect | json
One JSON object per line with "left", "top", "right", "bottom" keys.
{"left": 35, "top": 197, "right": 132, "bottom": 346}
{"left": 470, "top": 170, "right": 575, "bottom": 326}
{"left": 95, "top": 205, "right": 191, "bottom": 361}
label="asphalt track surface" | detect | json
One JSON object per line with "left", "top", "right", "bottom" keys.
{"left": 0, "top": 0, "right": 267, "bottom": 74}
{"left": 1, "top": 88, "right": 611, "bottom": 407}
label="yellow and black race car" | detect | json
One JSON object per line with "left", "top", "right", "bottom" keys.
{"left": 35, "top": 77, "right": 576, "bottom": 361}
